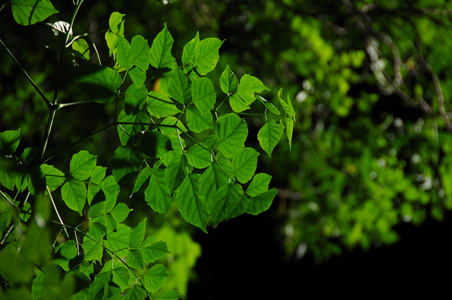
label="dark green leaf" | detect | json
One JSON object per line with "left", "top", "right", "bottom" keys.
{"left": 159, "top": 68, "right": 191, "bottom": 105}
{"left": 73, "top": 64, "right": 121, "bottom": 103}
{"left": 0, "top": 129, "right": 20, "bottom": 155}
{"left": 125, "top": 83, "right": 148, "bottom": 115}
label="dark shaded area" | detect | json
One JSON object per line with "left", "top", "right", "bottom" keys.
{"left": 189, "top": 201, "right": 452, "bottom": 299}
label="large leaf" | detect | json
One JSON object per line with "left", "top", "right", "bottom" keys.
{"left": 144, "top": 264, "right": 168, "bottom": 293}
{"left": 186, "top": 107, "right": 213, "bottom": 133}
{"left": 191, "top": 77, "right": 216, "bottom": 114}
{"left": 72, "top": 64, "right": 121, "bottom": 103}
{"left": 175, "top": 173, "right": 208, "bottom": 232}
{"left": 187, "top": 144, "right": 211, "bottom": 169}
{"left": 11, "top": 0, "right": 58, "bottom": 26}
{"left": 40, "top": 164, "right": 65, "bottom": 192}
{"left": 257, "top": 121, "right": 284, "bottom": 157}
{"left": 150, "top": 24, "right": 176, "bottom": 69}
{"left": 215, "top": 113, "right": 248, "bottom": 158}
{"left": 193, "top": 38, "right": 223, "bottom": 75}
{"left": 61, "top": 179, "right": 86, "bottom": 215}
{"left": 70, "top": 150, "right": 97, "bottom": 181}
{"left": 182, "top": 32, "right": 200, "bottom": 66}
{"left": 209, "top": 183, "right": 243, "bottom": 227}
{"left": 246, "top": 188, "right": 278, "bottom": 215}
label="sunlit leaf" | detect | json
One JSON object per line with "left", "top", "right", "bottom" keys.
{"left": 187, "top": 144, "right": 211, "bottom": 169}
{"left": 150, "top": 24, "right": 176, "bottom": 69}
{"left": 182, "top": 32, "right": 200, "bottom": 66}
{"left": 237, "top": 74, "right": 269, "bottom": 104}
{"left": 186, "top": 107, "right": 213, "bottom": 133}
{"left": 232, "top": 147, "right": 259, "bottom": 184}
{"left": 220, "top": 65, "right": 238, "bottom": 95}
{"left": 193, "top": 38, "right": 223, "bottom": 75}
{"left": 70, "top": 150, "right": 97, "bottom": 181}
{"left": 215, "top": 113, "right": 248, "bottom": 158}
{"left": 144, "top": 264, "right": 168, "bottom": 293}
{"left": 147, "top": 91, "right": 181, "bottom": 118}
{"left": 144, "top": 168, "right": 173, "bottom": 214}
{"left": 61, "top": 179, "right": 86, "bottom": 215}
{"left": 142, "top": 238, "right": 170, "bottom": 264}
{"left": 256, "top": 95, "right": 280, "bottom": 115}
{"left": 257, "top": 121, "right": 284, "bottom": 157}
{"left": 159, "top": 68, "right": 191, "bottom": 104}
{"left": 40, "top": 164, "right": 65, "bottom": 192}
{"left": 11, "top": 0, "right": 58, "bottom": 26}
{"left": 191, "top": 77, "right": 216, "bottom": 114}
{"left": 209, "top": 183, "right": 243, "bottom": 227}
{"left": 131, "top": 35, "right": 150, "bottom": 71}
{"left": 246, "top": 173, "right": 272, "bottom": 197}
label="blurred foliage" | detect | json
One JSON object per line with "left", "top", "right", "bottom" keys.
{"left": 3, "top": 0, "right": 452, "bottom": 293}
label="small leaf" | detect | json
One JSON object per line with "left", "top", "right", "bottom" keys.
{"left": 187, "top": 144, "right": 211, "bottom": 169}
{"left": 112, "top": 266, "right": 130, "bottom": 292}
{"left": 150, "top": 24, "right": 176, "bottom": 69}
{"left": 111, "top": 203, "right": 132, "bottom": 223}
{"left": 246, "top": 173, "right": 272, "bottom": 197}
{"left": 144, "top": 264, "right": 168, "bottom": 293}
{"left": 229, "top": 93, "right": 250, "bottom": 113}
{"left": 144, "top": 169, "right": 173, "bottom": 214}
{"left": 278, "top": 88, "right": 295, "bottom": 118}
{"left": 72, "top": 38, "right": 90, "bottom": 60}
{"left": 129, "top": 217, "right": 147, "bottom": 247}
{"left": 286, "top": 117, "right": 294, "bottom": 151}
{"left": 159, "top": 68, "right": 191, "bottom": 104}
{"left": 0, "top": 129, "right": 20, "bottom": 155}
{"left": 246, "top": 188, "right": 278, "bottom": 215}
{"left": 193, "top": 38, "right": 223, "bottom": 75}
{"left": 11, "top": 0, "right": 59, "bottom": 26}
{"left": 116, "top": 35, "right": 132, "bottom": 70}
{"left": 232, "top": 148, "right": 260, "bottom": 184}
{"left": 257, "top": 121, "right": 284, "bottom": 157}
{"left": 186, "top": 107, "right": 213, "bottom": 133}
{"left": 256, "top": 95, "right": 280, "bottom": 115}
{"left": 61, "top": 179, "right": 86, "bottom": 215}
{"left": 73, "top": 64, "right": 121, "bottom": 103}
{"left": 142, "top": 239, "right": 170, "bottom": 264}
{"left": 124, "top": 285, "right": 147, "bottom": 300}
{"left": 237, "top": 74, "right": 269, "bottom": 104}
{"left": 147, "top": 91, "right": 181, "bottom": 118}
{"left": 129, "top": 67, "right": 146, "bottom": 85}
{"left": 132, "top": 167, "right": 152, "bottom": 194}
{"left": 175, "top": 173, "right": 209, "bottom": 232}
{"left": 220, "top": 65, "right": 238, "bottom": 95}
{"left": 182, "top": 32, "right": 200, "bottom": 66}
{"left": 215, "top": 113, "right": 248, "bottom": 158}
{"left": 70, "top": 150, "right": 97, "bottom": 181}
{"left": 40, "top": 164, "right": 65, "bottom": 192}
{"left": 131, "top": 35, "right": 150, "bottom": 71}
{"left": 191, "top": 77, "right": 216, "bottom": 114}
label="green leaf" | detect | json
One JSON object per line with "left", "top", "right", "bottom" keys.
{"left": 142, "top": 239, "right": 170, "bottom": 264}
{"left": 164, "top": 152, "right": 188, "bottom": 192}
{"left": 72, "top": 38, "right": 90, "bottom": 60}
{"left": 40, "top": 164, "right": 65, "bottom": 192}
{"left": 156, "top": 290, "right": 181, "bottom": 300}
{"left": 112, "top": 267, "right": 130, "bottom": 292}
{"left": 237, "top": 74, "right": 269, "bottom": 104}
{"left": 278, "top": 88, "right": 295, "bottom": 118}
{"left": 159, "top": 68, "right": 191, "bottom": 105}
{"left": 129, "top": 217, "right": 147, "bottom": 247}
{"left": 125, "top": 83, "right": 148, "bottom": 115}
{"left": 127, "top": 248, "right": 144, "bottom": 269}
{"left": 215, "top": 113, "right": 248, "bottom": 158}
{"left": 73, "top": 64, "right": 121, "bottom": 103}
{"left": 111, "top": 203, "right": 132, "bottom": 223}
{"left": 82, "top": 236, "right": 104, "bottom": 263}
{"left": 144, "top": 169, "right": 173, "bottom": 214}
{"left": 187, "top": 144, "right": 211, "bottom": 169}
{"left": 193, "top": 38, "right": 223, "bottom": 75}
{"left": 246, "top": 188, "right": 278, "bottom": 215}
{"left": 256, "top": 95, "right": 280, "bottom": 115}
{"left": 101, "top": 176, "right": 120, "bottom": 210}
{"left": 105, "top": 224, "right": 132, "bottom": 256}
{"left": 182, "top": 32, "right": 200, "bottom": 66}
{"left": 209, "top": 183, "right": 243, "bottom": 227}
{"left": 131, "top": 35, "right": 150, "bottom": 71}
{"left": 286, "top": 117, "right": 294, "bottom": 151}
{"left": 199, "top": 162, "right": 230, "bottom": 205}
{"left": 175, "top": 173, "right": 208, "bottom": 232}
{"left": 220, "top": 65, "right": 238, "bottom": 95}
{"left": 129, "top": 67, "right": 146, "bottom": 85}
{"left": 257, "top": 121, "right": 284, "bottom": 157}
{"left": 70, "top": 150, "right": 97, "bottom": 181}
{"left": 61, "top": 179, "right": 86, "bottom": 215}
{"left": 150, "top": 24, "right": 176, "bottom": 69}
{"left": 88, "top": 166, "right": 106, "bottom": 204}
{"left": 232, "top": 148, "right": 259, "bottom": 184}
{"left": 11, "top": 0, "right": 59, "bottom": 26}
{"left": 105, "top": 12, "right": 125, "bottom": 57}
{"left": 111, "top": 146, "right": 142, "bottom": 183}
{"left": 0, "top": 129, "right": 20, "bottom": 155}
{"left": 117, "top": 109, "right": 151, "bottom": 145}
{"left": 144, "top": 264, "right": 168, "bottom": 293}
{"left": 147, "top": 91, "right": 181, "bottom": 118}
{"left": 116, "top": 35, "right": 132, "bottom": 70}
{"left": 246, "top": 173, "right": 272, "bottom": 197}
{"left": 191, "top": 77, "right": 216, "bottom": 114}
{"left": 186, "top": 107, "right": 213, "bottom": 133}
{"left": 132, "top": 167, "right": 152, "bottom": 193}
{"left": 229, "top": 93, "right": 250, "bottom": 112}
{"left": 124, "top": 285, "right": 147, "bottom": 300}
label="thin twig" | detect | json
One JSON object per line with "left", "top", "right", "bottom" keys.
{"left": 47, "top": 186, "right": 70, "bottom": 237}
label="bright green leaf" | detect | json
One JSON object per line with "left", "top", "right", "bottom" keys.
{"left": 182, "top": 32, "right": 199, "bottom": 66}
{"left": 132, "top": 167, "right": 152, "bottom": 193}
{"left": 144, "top": 264, "right": 168, "bottom": 293}
{"left": 215, "top": 113, "right": 248, "bottom": 158}
{"left": 232, "top": 148, "right": 259, "bottom": 184}
{"left": 116, "top": 36, "right": 132, "bottom": 70}
{"left": 256, "top": 95, "right": 280, "bottom": 115}
{"left": 40, "top": 164, "right": 65, "bottom": 192}
{"left": 147, "top": 91, "right": 181, "bottom": 118}
{"left": 187, "top": 144, "right": 211, "bottom": 169}
{"left": 72, "top": 38, "right": 90, "bottom": 60}
{"left": 124, "top": 285, "right": 147, "bottom": 300}
{"left": 129, "top": 217, "right": 147, "bottom": 247}
{"left": 220, "top": 65, "right": 238, "bottom": 95}
{"left": 70, "top": 150, "right": 97, "bottom": 181}
{"left": 246, "top": 173, "right": 272, "bottom": 197}
{"left": 175, "top": 173, "right": 208, "bottom": 232}
{"left": 193, "top": 38, "right": 223, "bottom": 75}
{"left": 61, "top": 179, "right": 86, "bottom": 215}
{"left": 111, "top": 203, "right": 132, "bottom": 223}
{"left": 278, "top": 88, "right": 295, "bottom": 118}
{"left": 11, "top": 0, "right": 58, "bottom": 26}
{"left": 237, "top": 74, "right": 269, "bottom": 104}
{"left": 186, "top": 107, "right": 213, "bottom": 133}
{"left": 199, "top": 162, "right": 230, "bottom": 205}
{"left": 131, "top": 35, "right": 150, "bottom": 71}
{"left": 209, "top": 183, "right": 243, "bottom": 227}
{"left": 246, "top": 188, "right": 278, "bottom": 215}
{"left": 144, "top": 169, "right": 173, "bottom": 214}
{"left": 112, "top": 267, "right": 130, "bottom": 292}
{"left": 286, "top": 117, "right": 294, "bottom": 151}
{"left": 156, "top": 290, "right": 181, "bottom": 300}
{"left": 142, "top": 238, "right": 170, "bottom": 264}
{"left": 229, "top": 93, "right": 250, "bottom": 112}
{"left": 192, "top": 77, "right": 216, "bottom": 114}
{"left": 257, "top": 121, "right": 284, "bottom": 157}
{"left": 150, "top": 24, "right": 176, "bottom": 69}
{"left": 126, "top": 248, "right": 144, "bottom": 269}
{"left": 159, "top": 68, "right": 191, "bottom": 104}
{"left": 129, "top": 67, "right": 146, "bottom": 85}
